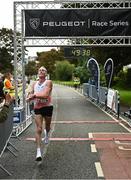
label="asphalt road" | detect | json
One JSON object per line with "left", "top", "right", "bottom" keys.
{"left": 0, "top": 84, "right": 131, "bottom": 179}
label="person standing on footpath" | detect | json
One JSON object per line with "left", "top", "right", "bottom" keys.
{"left": 0, "top": 93, "right": 13, "bottom": 123}
{"left": 3, "top": 72, "right": 15, "bottom": 96}
{"left": 3, "top": 72, "right": 20, "bottom": 105}
{"left": 0, "top": 74, "right": 4, "bottom": 103}
{"left": 27, "top": 66, "right": 53, "bottom": 161}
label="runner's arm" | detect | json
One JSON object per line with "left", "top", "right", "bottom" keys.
{"left": 34, "top": 80, "right": 52, "bottom": 99}
{"left": 26, "top": 82, "right": 35, "bottom": 101}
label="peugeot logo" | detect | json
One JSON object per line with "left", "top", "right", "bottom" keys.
{"left": 29, "top": 18, "right": 40, "bottom": 29}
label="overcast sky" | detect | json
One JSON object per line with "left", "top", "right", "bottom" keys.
{"left": 0, "top": 0, "right": 55, "bottom": 56}
{"left": 0, "top": 0, "right": 14, "bottom": 29}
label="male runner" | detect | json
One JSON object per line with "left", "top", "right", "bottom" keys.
{"left": 27, "top": 66, "right": 53, "bottom": 161}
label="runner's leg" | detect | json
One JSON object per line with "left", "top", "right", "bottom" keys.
{"left": 44, "top": 116, "right": 52, "bottom": 144}
{"left": 35, "top": 114, "right": 43, "bottom": 147}
{"left": 45, "top": 116, "right": 52, "bottom": 133}
{"left": 35, "top": 114, "right": 43, "bottom": 160}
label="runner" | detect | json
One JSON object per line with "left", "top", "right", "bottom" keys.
{"left": 27, "top": 66, "right": 53, "bottom": 161}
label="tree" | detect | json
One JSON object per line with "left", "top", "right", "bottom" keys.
{"left": 73, "top": 56, "right": 89, "bottom": 84}
{"left": 91, "top": 47, "right": 131, "bottom": 76}
{"left": 0, "top": 28, "right": 22, "bottom": 73}
{"left": 36, "top": 48, "right": 65, "bottom": 77}
{"left": 126, "top": 68, "right": 131, "bottom": 88}
{"left": 0, "top": 47, "right": 13, "bottom": 73}
{"left": 0, "top": 28, "right": 14, "bottom": 72}
{"left": 25, "top": 61, "right": 38, "bottom": 76}
{"left": 55, "top": 60, "right": 75, "bottom": 81}
{"left": 0, "top": 28, "right": 14, "bottom": 54}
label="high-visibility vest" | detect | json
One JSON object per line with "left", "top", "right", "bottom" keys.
{"left": 3, "top": 78, "right": 15, "bottom": 97}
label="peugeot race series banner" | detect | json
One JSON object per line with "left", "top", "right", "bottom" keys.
{"left": 87, "top": 58, "right": 100, "bottom": 90}
{"left": 104, "top": 58, "right": 114, "bottom": 89}
{"left": 24, "top": 9, "right": 131, "bottom": 37}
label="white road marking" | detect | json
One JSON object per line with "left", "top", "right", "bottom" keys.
{"left": 83, "top": 93, "right": 131, "bottom": 133}
{"left": 95, "top": 162, "right": 104, "bottom": 177}
{"left": 119, "top": 122, "right": 131, "bottom": 133}
{"left": 115, "top": 140, "right": 131, "bottom": 145}
{"left": 91, "top": 144, "right": 97, "bottom": 152}
{"left": 118, "top": 146, "right": 131, "bottom": 151}
{"left": 89, "top": 133, "right": 93, "bottom": 138}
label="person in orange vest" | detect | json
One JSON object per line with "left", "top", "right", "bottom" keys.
{"left": 3, "top": 72, "right": 15, "bottom": 97}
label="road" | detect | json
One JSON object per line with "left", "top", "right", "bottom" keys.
{"left": 0, "top": 84, "right": 131, "bottom": 179}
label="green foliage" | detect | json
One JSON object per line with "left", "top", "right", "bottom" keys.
{"left": 0, "top": 47, "right": 13, "bottom": 73}
{"left": 113, "top": 69, "right": 131, "bottom": 89}
{"left": 91, "top": 47, "right": 131, "bottom": 76}
{"left": 73, "top": 66, "right": 89, "bottom": 84}
{"left": 0, "top": 28, "right": 14, "bottom": 72}
{"left": 0, "top": 28, "right": 14, "bottom": 54}
{"left": 36, "top": 49, "right": 64, "bottom": 76}
{"left": 72, "top": 56, "right": 89, "bottom": 83}
{"left": 55, "top": 60, "right": 75, "bottom": 81}
{"left": 126, "top": 69, "right": 131, "bottom": 88}
{"left": 113, "top": 70, "right": 126, "bottom": 87}
{"left": 54, "top": 80, "right": 74, "bottom": 87}
{"left": 25, "top": 61, "right": 38, "bottom": 76}
{"left": 117, "top": 88, "right": 131, "bottom": 106}
{"left": 0, "top": 28, "right": 23, "bottom": 73}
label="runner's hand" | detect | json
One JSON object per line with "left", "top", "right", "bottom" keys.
{"left": 26, "top": 94, "right": 35, "bottom": 101}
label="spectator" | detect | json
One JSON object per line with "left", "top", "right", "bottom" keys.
{"left": 3, "top": 72, "right": 20, "bottom": 106}
{"left": 0, "top": 93, "right": 13, "bottom": 123}
{"left": 3, "top": 72, "right": 15, "bottom": 96}
{"left": 73, "top": 77, "right": 80, "bottom": 89}
{"left": 0, "top": 74, "right": 4, "bottom": 103}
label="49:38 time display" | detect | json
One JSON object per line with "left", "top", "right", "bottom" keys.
{"left": 71, "top": 49, "right": 91, "bottom": 57}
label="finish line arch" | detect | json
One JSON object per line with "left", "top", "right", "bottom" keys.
{"left": 13, "top": 0, "right": 131, "bottom": 116}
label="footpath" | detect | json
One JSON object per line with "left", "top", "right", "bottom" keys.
{"left": 0, "top": 84, "right": 131, "bottom": 179}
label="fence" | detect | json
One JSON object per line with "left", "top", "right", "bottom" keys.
{"left": 12, "top": 101, "right": 32, "bottom": 137}
{"left": 0, "top": 101, "right": 32, "bottom": 176}
{"left": 0, "top": 104, "right": 15, "bottom": 175}
{"left": 83, "top": 83, "right": 120, "bottom": 119}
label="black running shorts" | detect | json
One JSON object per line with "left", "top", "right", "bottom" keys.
{"left": 34, "top": 106, "right": 53, "bottom": 117}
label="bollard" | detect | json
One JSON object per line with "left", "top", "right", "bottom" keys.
{"left": 117, "top": 91, "right": 120, "bottom": 119}
{"left": 105, "top": 91, "right": 108, "bottom": 111}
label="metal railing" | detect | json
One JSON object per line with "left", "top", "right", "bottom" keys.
{"left": 0, "top": 101, "right": 32, "bottom": 176}
{"left": 83, "top": 83, "right": 120, "bottom": 119}
{"left": 0, "top": 104, "right": 16, "bottom": 176}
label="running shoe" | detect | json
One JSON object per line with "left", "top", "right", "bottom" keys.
{"left": 36, "top": 156, "right": 42, "bottom": 161}
{"left": 36, "top": 148, "right": 42, "bottom": 161}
